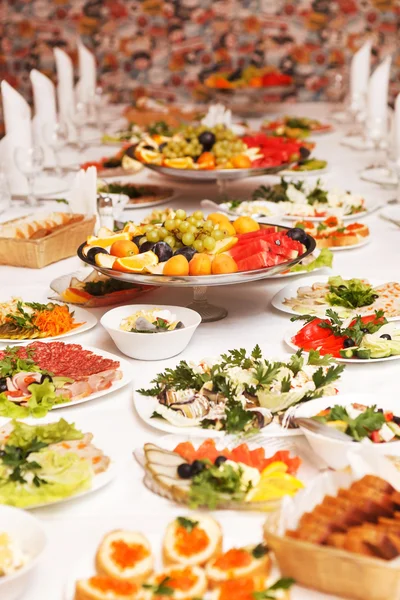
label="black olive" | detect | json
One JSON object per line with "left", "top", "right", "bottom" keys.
{"left": 393, "top": 415, "right": 400, "bottom": 426}
{"left": 177, "top": 463, "right": 193, "bottom": 479}
{"left": 86, "top": 247, "right": 109, "bottom": 263}
{"left": 198, "top": 131, "right": 216, "bottom": 152}
{"left": 361, "top": 328, "right": 369, "bottom": 334}
{"left": 286, "top": 227, "right": 308, "bottom": 245}
{"left": 191, "top": 460, "right": 206, "bottom": 476}
{"left": 380, "top": 334, "right": 392, "bottom": 340}
{"left": 338, "top": 285, "right": 347, "bottom": 291}
{"left": 131, "top": 235, "right": 143, "bottom": 247}
{"left": 139, "top": 241, "right": 155, "bottom": 253}
{"left": 343, "top": 338, "right": 355, "bottom": 348}
{"left": 40, "top": 373, "right": 53, "bottom": 384}
{"left": 227, "top": 67, "right": 243, "bottom": 81}
{"left": 214, "top": 456, "right": 228, "bottom": 467}
{"left": 372, "top": 294, "right": 379, "bottom": 300}
{"left": 299, "top": 146, "right": 310, "bottom": 159}
{"left": 175, "top": 321, "right": 184, "bottom": 330}
{"left": 0, "top": 378, "right": 7, "bottom": 393}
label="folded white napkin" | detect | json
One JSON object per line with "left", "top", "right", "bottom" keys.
{"left": 76, "top": 41, "right": 97, "bottom": 104}
{"left": 201, "top": 104, "right": 233, "bottom": 129}
{"left": 395, "top": 93, "right": 400, "bottom": 164}
{"left": 54, "top": 47, "right": 75, "bottom": 134}
{"left": 30, "top": 69, "right": 58, "bottom": 165}
{"left": 0, "top": 81, "right": 33, "bottom": 194}
{"left": 366, "top": 56, "right": 392, "bottom": 140}
{"left": 68, "top": 167, "right": 98, "bottom": 218}
{"left": 350, "top": 39, "right": 371, "bottom": 112}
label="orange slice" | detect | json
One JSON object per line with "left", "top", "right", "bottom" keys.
{"left": 135, "top": 148, "right": 162, "bottom": 165}
{"left": 87, "top": 232, "right": 131, "bottom": 248}
{"left": 113, "top": 251, "right": 158, "bottom": 273}
{"left": 163, "top": 157, "right": 194, "bottom": 169}
{"left": 61, "top": 288, "right": 92, "bottom": 304}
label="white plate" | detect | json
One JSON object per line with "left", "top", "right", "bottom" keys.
{"left": 271, "top": 275, "right": 400, "bottom": 320}
{"left": 133, "top": 389, "right": 301, "bottom": 438}
{"left": 0, "top": 305, "right": 97, "bottom": 344}
{"left": 11, "top": 176, "right": 69, "bottom": 199}
{"left": 62, "top": 515, "right": 335, "bottom": 600}
{"left": 279, "top": 166, "right": 330, "bottom": 178}
{"left": 0, "top": 345, "right": 133, "bottom": 417}
{"left": 282, "top": 206, "right": 375, "bottom": 222}
{"left": 283, "top": 325, "right": 400, "bottom": 364}
{"left": 360, "top": 166, "right": 398, "bottom": 187}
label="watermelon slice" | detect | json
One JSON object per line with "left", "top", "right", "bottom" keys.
{"left": 237, "top": 251, "right": 284, "bottom": 272}
{"left": 229, "top": 239, "right": 271, "bottom": 262}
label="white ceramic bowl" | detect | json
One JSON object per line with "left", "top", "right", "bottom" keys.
{"left": 101, "top": 304, "right": 201, "bottom": 360}
{"left": 295, "top": 393, "right": 400, "bottom": 470}
{"left": 0, "top": 506, "right": 47, "bottom": 600}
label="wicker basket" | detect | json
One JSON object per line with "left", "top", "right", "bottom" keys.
{"left": 264, "top": 530, "right": 400, "bottom": 600}
{"left": 0, "top": 215, "right": 96, "bottom": 269}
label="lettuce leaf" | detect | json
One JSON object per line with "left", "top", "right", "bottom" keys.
{"left": 290, "top": 248, "right": 333, "bottom": 273}
{"left": 6, "top": 419, "right": 83, "bottom": 448}
{"left": 0, "top": 380, "right": 70, "bottom": 419}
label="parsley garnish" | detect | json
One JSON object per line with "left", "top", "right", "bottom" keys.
{"left": 253, "top": 578, "right": 295, "bottom": 599}
{"left": 176, "top": 517, "right": 199, "bottom": 532}
{"left": 0, "top": 437, "right": 48, "bottom": 487}
{"left": 150, "top": 411, "right": 165, "bottom": 420}
{"left": 143, "top": 576, "right": 174, "bottom": 596}
{"left": 326, "top": 277, "right": 379, "bottom": 309}
{"left": 252, "top": 543, "right": 269, "bottom": 558}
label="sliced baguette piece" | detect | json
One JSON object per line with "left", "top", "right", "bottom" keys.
{"left": 209, "top": 575, "right": 291, "bottom": 600}
{"left": 331, "top": 232, "right": 360, "bottom": 247}
{"left": 315, "top": 236, "right": 333, "bottom": 249}
{"left": 206, "top": 544, "right": 271, "bottom": 588}
{"left": 141, "top": 565, "right": 207, "bottom": 599}
{"left": 95, "top": 530, "right": 153, "bottom": 584}
{"left": 74, "top": 575, "right": 138, "bottom": 600}
{"left": 163, "top": 514, "right": 222, "bottom": 566}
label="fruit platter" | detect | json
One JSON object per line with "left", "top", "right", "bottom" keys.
{"left": 67, "top": 513, "right": 293, "bottom": 600}
{"left": 134, "top": 344, "right": 344, "bottom": 436}
{"left": 133, "top": 125, "right": 312, "bottom": 182}
{"left": 0, "top": 418, "right": 113, "bottom": 508}
{"left": 204, "top": 67, "right": 295, "bottom": 117}
{"left": 78, "top": 211, "right": 315, "bottom": 321}
{"left": 262, "top": 116, "right": 333, "bottom": 138}
{"left": 135, "top": 436, "right": 313, "bottom": 511}
{"left": 286, "top": 309, "right": 400, "bottom": 363}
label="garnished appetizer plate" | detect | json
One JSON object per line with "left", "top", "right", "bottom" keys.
{"left": 0, "top": 416, "right": 115, "bottom": 509}
{"left": 64, "top": 512, "right": 295, "bottom": 600}
{"left": 0, "top": 342, "right": 132, "bottom": 419}
{"left": 0, "top": 298, "right": 97, "bottom": 343}
{"left": 133, "top": 345, "right": 344, "bottom": 438}
{"left": 292, "top": 217, "right": 370, "bottom": 251}
{"left": 97, "top": 181, "right": 175, "bottom": 209}
{"left": 50, "top": 269, "right": 154, "bottom": 307}
{"left": 271, "top": 275, "right": 400, "bottom": 320}
{"left": 262, "top": 116, "right": 333, "bottom": 138}
{"left": 284, "top": 310, "right": 400, "bottom": 363}
{"left": 134, "top": 434, "right": 321, "bottom": 512}
{"left": 241, "top": 179, "right": 371, "bottom": 222}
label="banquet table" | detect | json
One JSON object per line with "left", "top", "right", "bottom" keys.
{"left": 1, "top": 102, "right": 398, "bottom": 600}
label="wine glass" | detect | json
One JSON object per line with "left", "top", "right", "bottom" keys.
{"left": 70, "top": 102, "right": 89, "bottom": 152}
{"left": 14, "top": 146, "right": 45, "bottom": 207}
{"left": 0, "top": 169, "right": 11, "bottom": 214}
{"left": 43, "top": 121, "right": 68, "bottom": 176}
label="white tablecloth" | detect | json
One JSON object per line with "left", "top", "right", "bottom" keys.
{"left": 0, "top": 103, "right": 398, "bottom": 600}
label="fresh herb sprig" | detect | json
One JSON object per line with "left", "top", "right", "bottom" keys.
{"left": 176, "top": 516, "right": 199, "bottom": 532}
{"left": 253, "top": 577, "right": 295, "bottom": 599}
{"left": 143, "top": 576, "right": 174, "bottom": 596}
{"left": 189, "top": 460, "right": 250, "bottom": 509}
{"left": 0, "top": 437, "right": 48, "bottom": 487}
{"left": 0, "top": 346, "right": 46, "bottom": 378}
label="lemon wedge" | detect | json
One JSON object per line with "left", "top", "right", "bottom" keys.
{"left": 208, "top": 236, "right": 238, "bottom": 255}
{"left": 113, "top": 251, "right": 158, "bottom": 273}
{"left": 247, "top": 461, "right": 304, "bottom": 503}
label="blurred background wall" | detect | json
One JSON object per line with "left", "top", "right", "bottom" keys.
{"left": 0, "top": 0, "right": 399, "bottom": 107}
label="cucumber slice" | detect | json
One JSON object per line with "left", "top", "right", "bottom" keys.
{"left": 339, "top": 347, "right": 357, "bottom": 359}
{"left": 356, "top": 348, "right": 371, "bottom": 359}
